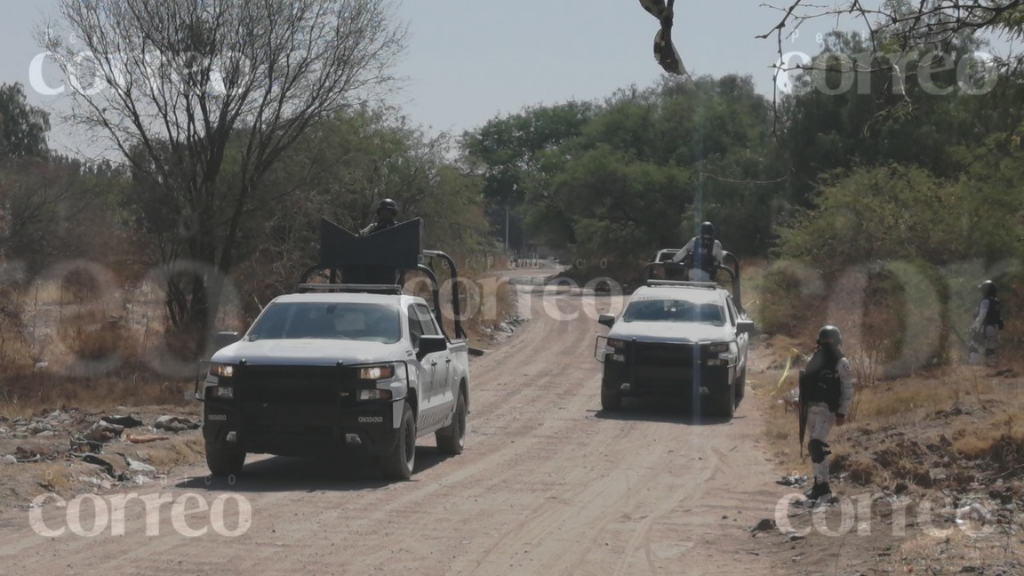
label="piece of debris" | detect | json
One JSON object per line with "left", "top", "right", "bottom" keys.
{"left": 82, "top": 454, "right": 118, "bottom": 478}
{"left": 153, "top": 416, "right": 200, "bottom": 433}
{"left": 749, "top": 518, "right": 777, "bottom": 533}
{"left": 101, "top": 414, "right": 144, "bottom": 428}
{"left": 127, "top": 434, "right": 171, "bottom": 444}
{"left": 956, "top": 504, "right": 993, "bottom": 525}
{"left": 126, "top": 457, "right": 156, "bottom": 474}
{"left": 776, "top": 475, "right": 808, "bottom": 487}
{"left": 1, "top": 455, "right": 17, "bottom": 465}
{"left": 929, "top": 468, "right": 949, "bottom": 483}
{"left": 70, "top": 435, "right": 105, "bottom": 454}
{"left": 14, "top": 447, "right": 41, "bottom": 463}
{"left": 27, "top": 422, "right": 53, "bottom": 435}
{"left": 84, "top": 420, "right": 125, "bottom": 443}
{"left": 780, "top": 388, "right": 800, "bottom": 413}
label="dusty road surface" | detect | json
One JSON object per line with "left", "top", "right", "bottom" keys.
{"left": 0, "top": 272, "right": 785, "bottom": 576}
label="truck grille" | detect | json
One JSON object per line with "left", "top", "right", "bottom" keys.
{"left": 632, "top": 342, "right": 697, "bottom": 368}
{"left": 238, "top": 365, "right": 359, "bottom": 405}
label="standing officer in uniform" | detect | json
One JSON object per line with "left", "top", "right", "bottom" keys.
{"left": 360, "top": 198, "right": 400, "bottom": 236}
{"left": 969, "top": 280, "right": 1004, "bottom": 365}
{"left": 798, "top": 325, "right": 854, "bottom": 501}
{"left": 671, "top": 221, "right": 724, "bottom": 282}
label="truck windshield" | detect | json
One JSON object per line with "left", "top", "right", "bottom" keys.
{"left": 622, "top": 299, "right": 725, "bottom": 326}
{"left": 247, "top": 302, "right": 401, "bottom": 343}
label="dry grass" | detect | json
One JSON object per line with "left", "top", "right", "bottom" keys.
{"left": 36, "top": 462, "right": 73, "bottom": 494}
{"left": 898, "top": 523, "right": 1024, "bottom": 575}
{"left": 760, "top": 352, "right": 1024, "bottom": 486}
{"left": 144, "top": 434, "right": 205, "bottom": 470}
{"left": 0, "top": 373, "right": 192, "bottom": 417}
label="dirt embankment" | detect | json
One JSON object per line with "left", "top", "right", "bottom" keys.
{"left": 750, "top": 335, "right": 1024, "bottom": 575}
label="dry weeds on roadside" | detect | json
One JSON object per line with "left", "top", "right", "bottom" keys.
{"left": 762, "top": 360, "right": 1024, "bottom": 487}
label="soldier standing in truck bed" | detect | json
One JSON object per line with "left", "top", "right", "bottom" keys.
{"left": 361, "top": 199, "right": 400, "bottom": 236}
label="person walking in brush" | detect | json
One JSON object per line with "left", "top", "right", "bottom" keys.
{"left": 798, "top": 325, "right": 854, "bottom": 501}
{"left": 969, "top": 280, "right": 1004, "bottom": 366}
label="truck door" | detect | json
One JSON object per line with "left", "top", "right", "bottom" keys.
{"left": 411, "top": 304, "right": 451, "bottom": 431}
{"left": 726, "top": 296, "right": 747, "bottom": 371}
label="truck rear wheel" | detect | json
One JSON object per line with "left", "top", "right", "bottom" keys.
{"left": 436, "top": 391, "right": 467, "bottom": 455}
{"left": 381, "top": 402, "right": 416, "bottom": 480}
{"left": 205, "top": 441, "right": 245, "bottom": 477}
{"left": 601, "top": 386, "right": 622, "bottom": 410}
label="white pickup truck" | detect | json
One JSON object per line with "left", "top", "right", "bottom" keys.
{"left": 199, "top": 291, "right": 469, "bottom": 480}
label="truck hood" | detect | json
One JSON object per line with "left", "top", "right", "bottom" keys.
{"left": 211, "top": 339, "right": 407, "bottom": 366}
{"left": 608, "top": 322, "right": 732, "bottom": 344}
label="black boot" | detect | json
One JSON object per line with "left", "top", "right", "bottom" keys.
{"left": 804, "top": 481, "right": 832, "bottom": 501}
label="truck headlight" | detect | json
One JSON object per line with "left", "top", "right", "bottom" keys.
{"left": 704, "top": 342, "right": 738, "bottom": 366}
{"left": 209, "top": 363, "right": 235, "bottom": 378}
{"left": 359, "top": 365, "right": 395, "bottom": 380}
{"left": 607, "top": 339, "right": 627, "bottom": 349}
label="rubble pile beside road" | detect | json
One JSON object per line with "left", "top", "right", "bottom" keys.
{"left": 0, "top": 406, "right": 205, "bottom": 506}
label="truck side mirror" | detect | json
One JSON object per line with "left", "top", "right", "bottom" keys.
{"left": 417, "top": 334, "right": 448, "bottom": 357}
{"left": 736, "top": 320, "right": 755, "bottom": 335}
{"left": 598, "top": 314, "right": 616, "bottom": 328}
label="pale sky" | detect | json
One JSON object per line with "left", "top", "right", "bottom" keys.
{"left": 0, "top": 0, "right": 945, "bottom": 158}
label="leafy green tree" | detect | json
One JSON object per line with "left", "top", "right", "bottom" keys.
{"left": 0, "top": 84, "right": 49, "bottom": 159}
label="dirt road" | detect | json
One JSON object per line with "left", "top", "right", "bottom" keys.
{"left": 0, "top": 273, "right": 784, "bottom": 576}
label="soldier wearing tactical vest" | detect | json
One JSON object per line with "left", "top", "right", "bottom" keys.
{"left": 798, "top": 325, "right": 854, "bottom": 502}
{"left": 969, "top": 280, "right": 1005, "bottom": 365}
{"left": 671, "top": 221, "right": 724, "bottom": 282}
{"left": 361, "top": 198, "right": 400, "bottom": 236}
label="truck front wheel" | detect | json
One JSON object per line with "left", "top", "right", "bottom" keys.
{"left": 205, "top": 441, "right": 245, "bottom": 477}
{"left": 601, "top": 385, "right": 622, "bottom": 410}
{"left": 381, "top": 402, "right": 416, "bottom": 480}
{"left": 436, "top": 391, "right": 467, "bottom": 455}
{"left": 706, "top": 383, "right": 736, "bottom": 420}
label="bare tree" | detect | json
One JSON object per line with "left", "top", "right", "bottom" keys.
{"left": 757, "top": 0, "right": 1024, "bottom": 134}
{"left": 761, "top": 1, "right": 1024, "bottom": 50}
{"left": 40, "top": 0, "right": 407, "bottom": 333}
